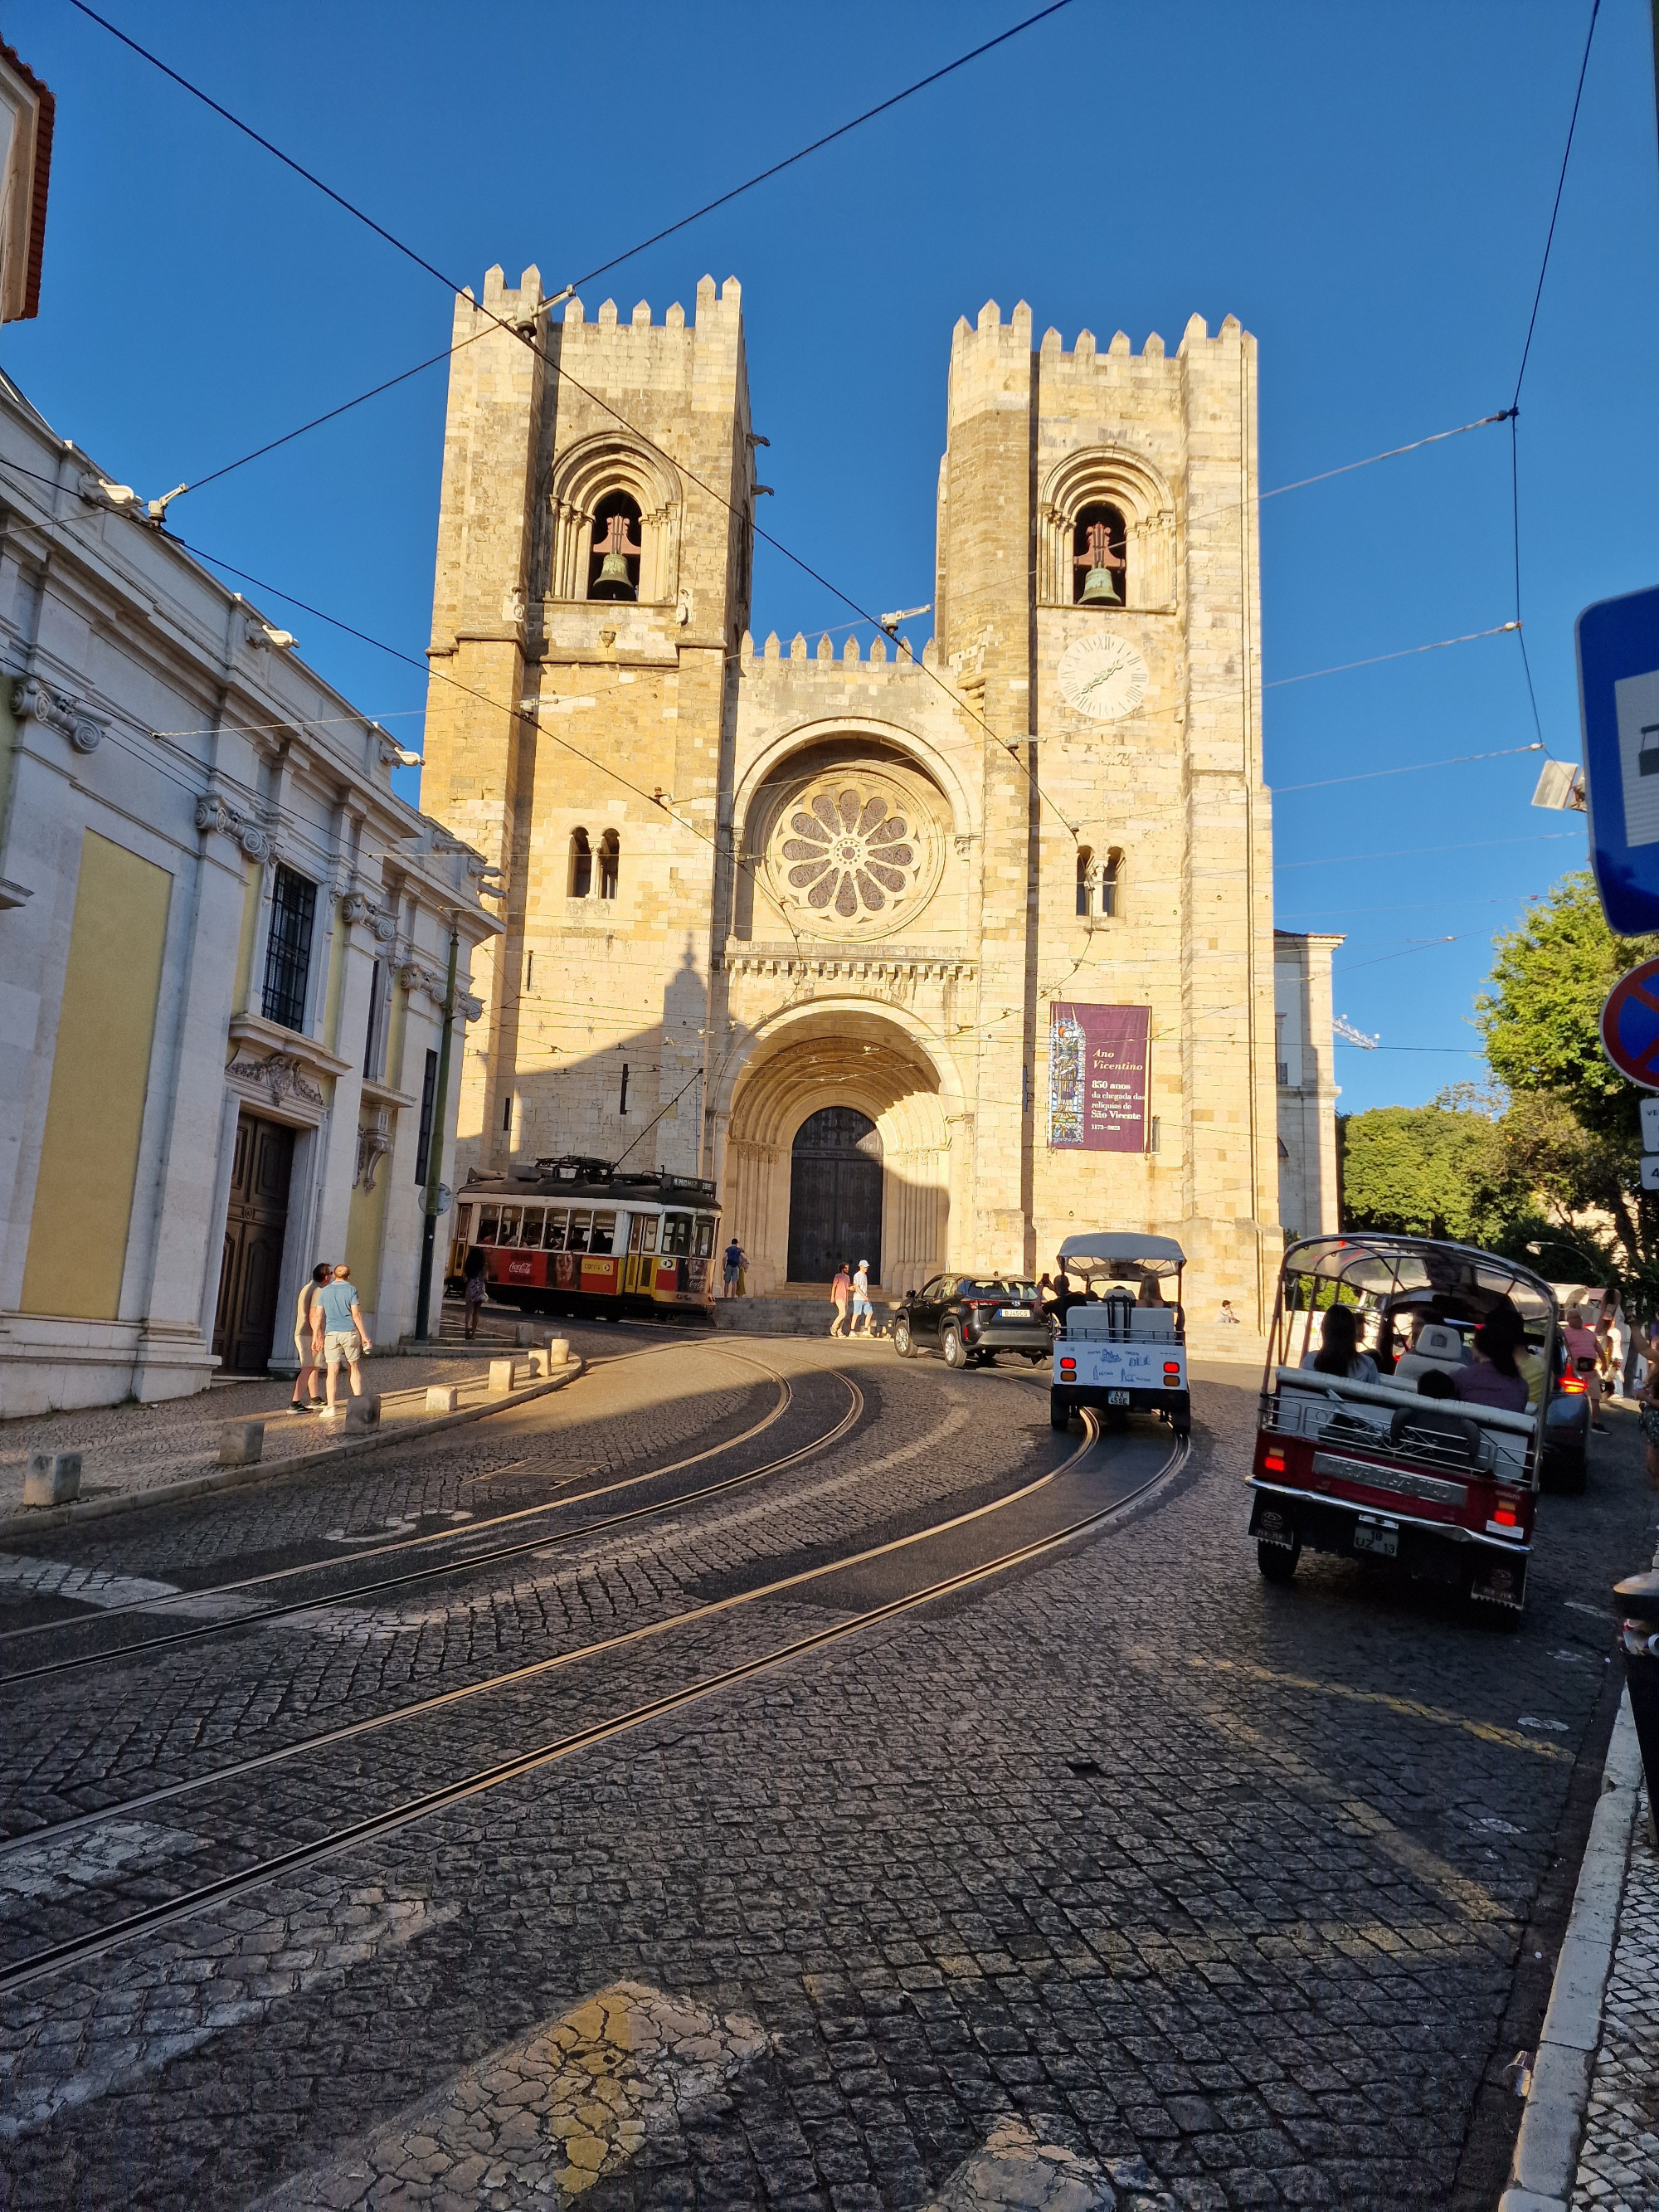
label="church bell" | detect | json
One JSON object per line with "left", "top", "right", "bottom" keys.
{"left": 590, "top": 509, "right": 643, "bottom": 601}
{"left": 1077, "top": 564, "right": 1121, "bottom": 606}
{"left": 1073, "top": 518, "right": 1125, "bottom": 607}
{"left": 593, "top": 549, "right": 633, "bottom": 595}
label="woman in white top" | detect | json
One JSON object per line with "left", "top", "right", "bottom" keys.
{"left": 1299, "top": 1303, "right": 1379, "bottom": 1384}
{"left": 1604, "top": 1294, "right": 1632, "bottom": 1401}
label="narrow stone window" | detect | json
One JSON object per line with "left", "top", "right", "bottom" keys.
{"left": 620, "top": 1062, "right": 630, "bottom": 1116}
{"left": 597, "top": 829, "right": 620, "bottom": 901}
{"left": 588, "top": 491, "right": 643, "bottom": 602}
{"left": 568, "top": 827, "right": 592, "bottom": 899}
{"left": 1073, "top": 503, "right": 1127, "bottom": 607}
{"left": 1102, "top": 848, "right": 1122, "bottom": 918}
{"left": 261, "top": 865, "right": 317, "bottom": 1031}
{"left": 1075, "top": 846, "right": 1094, "bottom": 918}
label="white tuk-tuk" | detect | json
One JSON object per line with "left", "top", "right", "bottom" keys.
{"left": 1049, "top": 1234, "right": 1190, "bottom": 1436}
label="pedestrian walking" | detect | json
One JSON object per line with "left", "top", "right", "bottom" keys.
{"left": 850, "top": 1259, "right": 873, "bottom": 1336}
{"left": 462, "top": 1245, "right": 488, "bottom": 1341}
{"left": 1563, "top": 1303, "right": 1606, "bottom": 1431}
{"left": 314, "top": 1264, "right": 372, "bottom": 1415}
{"left": 829, "top": 1260, "right": 852, "bottom": 1338}
{"left": 722, "top": 1235, "right": 747, "bottom": 1299}
{"left": 289, "top": 1263, "right": 330, "bottom": 1413}
{"left": 1605, "top": 1293, "right": 1632, "bottom": 1401}
{"left": 1641, "top": 1354, "right": 1659, "bottom": 1488}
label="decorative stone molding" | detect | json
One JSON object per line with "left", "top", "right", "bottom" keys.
{"left": 195, "top": 792, "right": 273, "bottom": 863}
{"left": 721, "top": 948, "right": 975, "bottom": 985}
{"left": 398, "top": 960, "right": 443, "bottom": 1002}
{"left": 750, "top": 765, "right": 947, "bottom": 945}
{"left": 460, "top": 992, "right": 485, "bottom": 1022}
{"left": 12, "top": 674, "right": 106, "bottom": 755}
{"left": 354, "top": 1108, "right": 392, "bottom": 1191}
{"left": 226, "top": 1050, "right": 325, "bottom": 1109}
{"left": 340, "top": 890, "right": 400, "bottom": 942}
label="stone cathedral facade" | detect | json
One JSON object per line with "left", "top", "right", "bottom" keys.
{"left": 422, "top": 266, "right": 1328, "bottom": 1329}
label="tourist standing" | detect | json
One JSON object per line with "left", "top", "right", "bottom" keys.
{"left": 289, "top": 1263, "right": 330, "bottom": 1413}
{"left": 850, "top": 1259, "right": 873, "bottom": 1337}
{"left": 462, "top": 1246, "right": 489, "bottom": 1341}
{"left": 722, "top": 1235, "right": 747, "bottom": 1299}
{"left": 314, "top": 1264, "right": 373, "bottom": 1415}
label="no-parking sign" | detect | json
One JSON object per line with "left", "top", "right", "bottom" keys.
{"left": 1599, "top": 957, "right": 1659, "bottom": 1089}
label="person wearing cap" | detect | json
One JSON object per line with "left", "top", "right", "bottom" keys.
{"left": 850, "top": 1259, "right": 873, "bottom": 1336}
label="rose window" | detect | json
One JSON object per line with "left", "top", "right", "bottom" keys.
{"left": 782, "top": 789, "right": 916, "bottom": 918}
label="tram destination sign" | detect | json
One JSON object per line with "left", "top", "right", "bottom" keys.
{"left": 1048, "top": 1002, "right": 1151, "bottom": 1152}
{"left": 1577, "top": 582, "right": 1659, "bottom": 933}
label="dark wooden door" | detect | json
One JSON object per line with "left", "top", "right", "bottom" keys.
{"left": 212, "top": 1112, "right": 295, "bottom": 1373}
{"left": 787, "top": 1108, "right": 882, "bottom": 1284}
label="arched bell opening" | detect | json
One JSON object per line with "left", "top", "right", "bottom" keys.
{"left": 720, "top": 1011, "right": 953, "bottom": 1295}
{"left": 1072, "top": 502, "right": 1127, "bottom": 607}
{"left": 587, "top": 490, "right": 643, "bottom": 601}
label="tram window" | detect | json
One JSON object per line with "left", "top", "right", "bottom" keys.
{"left": 638, "top": 1214, "right": 659, "bottom": 1254}
{"left": 455, "top": 1205, "right": 474, "bottom": 1246}
{"left": 693, "top": 1216, "right": 715, "bottom": 1259}
{"left": 543, "top": 1207, "right": 569, "bottom": 1252}
{"left": 591, "top": 1211, "right": 617, "bottom": 1255}
{"left": 567, "top": 1210, "right": 593, "bottom": 1255}
{"left": 497, "top": 1206, "right": 523, "bottom": 1247}
{"left": 478, "top": 1206, "right": 501, "bottom": 1245}
{"left": 661, "top": 1212, "right": 692, "bottom": 1257}
{"left": 626, "top": 1214, "right": 645, "bottom": 1254}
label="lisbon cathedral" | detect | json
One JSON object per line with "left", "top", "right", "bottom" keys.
{"left": 420, "top": 266, "right": 1338, "bottom": 1333}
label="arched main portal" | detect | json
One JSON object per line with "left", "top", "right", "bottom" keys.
{"left": 787, "top": 1108, "right": 883, "bottom": 1284}
{"left": 718, "top": 1007, "right": 957, "bottom": 1295}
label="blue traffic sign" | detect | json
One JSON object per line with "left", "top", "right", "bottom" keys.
{"left": 1600, "top": 957, "right": 1659, "bottom": 1089}
{"left": 1577, "top": 583, "right": 1659, "bottom": 933}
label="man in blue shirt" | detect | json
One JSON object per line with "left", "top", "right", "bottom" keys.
{"left": 314, "top": 1264, "right": 372, "bottom": 1416}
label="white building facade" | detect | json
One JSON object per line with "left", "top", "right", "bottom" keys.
{"left": 0, "top": 370, "right": 497, "bottom": 1415}
{"left": 1274, "top": 928, "right": 1343, "bottom": 1245}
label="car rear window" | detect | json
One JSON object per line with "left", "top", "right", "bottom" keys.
{"left": 961, "top": 1281, "right": 1039, "bottom": 1300}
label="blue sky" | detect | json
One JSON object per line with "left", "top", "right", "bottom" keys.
{"left": 5, "top": 0, "right": 1655, "bottom": 1115}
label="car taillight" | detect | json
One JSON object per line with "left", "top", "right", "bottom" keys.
{"left": 1262, "top": 1450, "right": 1286, "bottom": 1473}
{"left": 1060, "top": 1358, "right": 1076, "bottom": 1374}
{"left": 1163, "top": 1362, "right": 1180, "bottom": 1375}
{"left": 1559, "top": 1375, "right": 1587, "bottom": 1395}
{"left": 1493, "top": 1507, "right": 1520, "bottom": 1527}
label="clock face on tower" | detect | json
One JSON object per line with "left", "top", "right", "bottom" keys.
{"left": 1057, "top": 634, "right": 1149, "bottom": 722}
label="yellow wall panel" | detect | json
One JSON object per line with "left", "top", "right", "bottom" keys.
{"left": 20, "top": 831, "right": 173, "bottom": 1319}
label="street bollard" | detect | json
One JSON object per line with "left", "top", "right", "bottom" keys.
{"left": 23, "top": 1451, "right": 80, "bottom": 1508}
{"left": 514, "top": 1321, "right": 546, "bottom": 1349}
{"left": 218, "top": 1420, "right": 265, "bottom": 1467}
{"left": 1616, "top": 1570, "right": 1659, "bottom": 1810}
{"left": 343, "top": 1394, "right": 381, "bottom": 1433}
{"left": 425, "top": 1385, "right": 460, "bottom": 1414}
{"left": 489, "top": 1357, "right": 516, "bottom": 1393}
{"left": 547, "top": 1337, "right": 570, "bottom": 1367}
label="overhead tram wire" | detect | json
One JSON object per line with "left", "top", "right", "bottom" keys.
{"left": 1508, "top": 0, "right": 1602, "bottom": 748}
{"left": 59, "top": 0, "right": 1091, "bottom": 848}
{"left": 65, "top": 0, "right": 1073, "bottom": 518}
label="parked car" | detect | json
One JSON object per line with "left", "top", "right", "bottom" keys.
{"left": 1542, "top": 1332, "right": 1592, "bottom": 1493}
{"left": 890, "top": 1275, "right": 1050, "bottom": 1368}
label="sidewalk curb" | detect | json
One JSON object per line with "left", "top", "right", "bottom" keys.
{"left": 0, "top": 1358, "right": 586, "bottom": 1542}
{"left": 1500, "top": 1685, "right": 1643, "bottom": 2212}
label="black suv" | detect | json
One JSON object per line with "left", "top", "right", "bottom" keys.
{"left": 891, "top": 1275, "right": 1051, "bottom": 1368}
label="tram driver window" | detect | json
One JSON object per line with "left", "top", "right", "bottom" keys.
{"left": 694, "top": 1216, "right": 715, "bottom": 1259}
{"left": 567, "top": 1210, "right": 593, "bottom": 1255}
{"left": 478, "top": 1206, "right": 501, "bottom": 1245}
{"left": 591, "top": 1211, "right": 618, "bottom": 1255}
{"left": 661, "top": 1212, "right": 692, "bottom": 1257}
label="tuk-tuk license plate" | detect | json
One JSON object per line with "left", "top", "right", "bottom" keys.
{"left": 1107, "top": 1390, "right": 1131, "bottom": 1406}
{"left": 1353, "top": 1519, "right": 1398, "bottom": 1559}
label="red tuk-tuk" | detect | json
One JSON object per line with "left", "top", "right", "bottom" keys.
{"left": 1248, "top": 1234, "right": 1559, "bottom": 1616}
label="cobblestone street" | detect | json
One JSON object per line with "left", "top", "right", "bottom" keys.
{"left": 0, "top": 1326, "right": 1652, "bottom": 2210}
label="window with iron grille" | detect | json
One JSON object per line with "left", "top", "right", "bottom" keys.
{"left": 261, "top": 866, "right": 316, "bottom": 1032}
{"left": 415, "top": 1049, "right": 439, "bottom": 1186}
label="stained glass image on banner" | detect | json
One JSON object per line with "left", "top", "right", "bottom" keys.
{"left": 1048, "top": 1004, "right": 1151, "bottom": 1152}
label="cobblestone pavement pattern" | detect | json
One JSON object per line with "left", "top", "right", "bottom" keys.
{"left": 1569, "top": 1790, "right": 1659, "bottom": 2210}
{"left": 0, "top": 1325, "right": 1653, "bottom": 2210}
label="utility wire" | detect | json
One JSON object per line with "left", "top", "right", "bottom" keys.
{"left": 1275, "top": 743, "right": 1544, "bottom": 794}
{"left": 1509, "top": 0, "right": 1602, "bottom": 748}
{"left": 69, "top": 0, "right": 1083, "bottom": 842}
{"left": 1277, "top": 831, "right": 1580, "bottom": 873}
{"left": 1262, "top": 621, "right": 1520, "bottom": 691}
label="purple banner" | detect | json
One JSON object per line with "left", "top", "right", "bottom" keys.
{"left": 1048, "top": 1003, "right": 1151, "bottom": 1152}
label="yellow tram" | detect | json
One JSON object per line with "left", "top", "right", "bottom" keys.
{"left": 447, "top": 1158, "right": 720, "bottom": 1320}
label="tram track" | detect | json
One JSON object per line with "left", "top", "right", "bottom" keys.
{"left": 0, "top": 1415, "right": 1190, "bottom": 1994}
{"left": 0, "top": 1351, "right": 859, "bottom": 1684}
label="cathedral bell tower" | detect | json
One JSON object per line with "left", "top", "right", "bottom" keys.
{"left": 422, "top": 267, "right": 753, "bottom": 1177}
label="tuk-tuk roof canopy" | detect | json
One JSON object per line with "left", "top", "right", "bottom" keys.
{"left": 1282, "top": 1233, "right": 1556, "bottom": 1323}
{"left": 1058, "top": 1232, "right": 1186, "bottom": 1278}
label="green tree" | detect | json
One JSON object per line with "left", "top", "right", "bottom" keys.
{"left": 1475, "top": 870, "right": 1659, "bottom": 1286}
{"left": 1339, "top": 1102, "right": 1512, "bottom": 1242}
